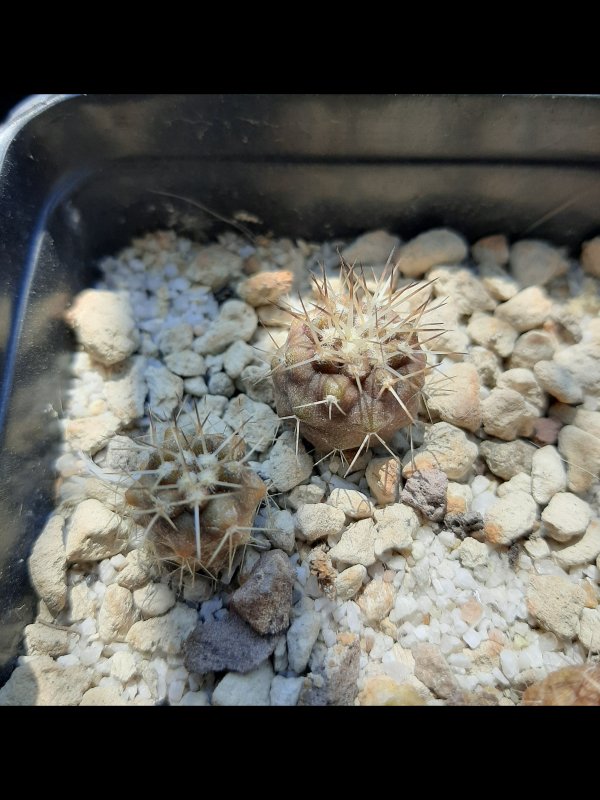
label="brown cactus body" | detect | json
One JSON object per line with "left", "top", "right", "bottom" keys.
{"left": 271, "top": 258, "right": 437, "bottom": 461}
{"left": 121, "top": 414, "right": 267, "bottom": 579}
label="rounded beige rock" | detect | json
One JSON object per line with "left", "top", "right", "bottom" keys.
{"left": 65, "top": 289, "right": 139, "bottom": 366}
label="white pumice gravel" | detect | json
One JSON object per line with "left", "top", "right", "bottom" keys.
{"left": 4, "top": 225, "right": 600, "bottom": 707}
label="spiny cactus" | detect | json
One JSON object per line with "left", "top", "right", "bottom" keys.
{"left": 93, "top": 407, "right": 267, "bottom": 580}
{"left": 271, "top": 256, "right": 443, "bottom": 471}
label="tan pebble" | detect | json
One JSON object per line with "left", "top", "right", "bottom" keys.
{"left": 243, "top": 255, "right": 263, "bottom": 275}
{"left": 532, "top": 417, "right": 562, "bottom": 445}
{"left": 379, "top": 618, "right": 398, "bottom": 640}
{"left": 365, "top": 457, "right": 401, "bottom": 505}
{"left": 256, "top": 305, "right": 292, "bottom": 327}
{"left": 522, "top": 665, "right": 600, "bottom": 706}
{"left": 237, "top": 270, "right": 294, "bottom": 307}
{"left": 468, "top": 640, "right": 502, "bottom": 670}
{"left": 488, "top": 628, "right": 508, "bottom": 646}
{"left": 460, "top": 597, "right": 484, "bottom": 626}
{"left": 583, "top": 580, "right": 599, "bottom": 609}
{"left": 358, "top": 675, "right": 425, "bottom": 706}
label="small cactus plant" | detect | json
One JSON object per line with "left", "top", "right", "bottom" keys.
{"left": 271, "top": 256, "right": 440, "bottom": 470}
{"left": 97, "top": 408, "right": 267, "bottom": 580}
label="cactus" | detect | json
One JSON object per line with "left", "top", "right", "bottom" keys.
{"left": 100, "top": 408, "right": 267, "bottom": 580}
{"left": 271, "top": 257, "right": 441, "bottom": 471}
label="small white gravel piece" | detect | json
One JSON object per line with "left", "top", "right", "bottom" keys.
{"left": 287, "top": 610, "right": 321, "bottom": 673}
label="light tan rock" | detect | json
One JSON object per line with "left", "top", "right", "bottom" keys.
{"left": 457, "top": 537, "right": 488, "bottom": 569}
{"left": 396, "top": 228, "right": 467, "bottom": 278}
{"left": 224, "top": 394, "right": 280, "bottom": 455}
{"left": 484, "top": 491, "right": 538, "bottom": 546}
{"left": 578, "top": 607, "right": 600, "bottom": 650}
{"left": 509, "top": 239, "right": 569, "bottom": 287}
{"left": 467, "top": 312, "right": 518, "bottom": 358}
{"left": 534, "top": 361, "right": 583, "bottom": 405}
{"left": 80, "top": 686, "right": 130, "bottom": 706}
{"left": 497, "top": 368, "right": 546, "bottom": 415}
{"left": 580, "top": 236, "right": 600, "bottom": 278}
{"left": 509, "top": 330, "right": 556, "bottom": 370}
{"left": 446, "top": 482, "right": 472, "bottom": 514}
{"left": 287, "top": 483, "right": 325, "bottom": 509}
{"left": 295, "top": 503, "right": 346, "bottom": 543}
{"left": 334, "top": 565, "right": 367, "bottom": 601}
{"left": 133, "top": 583, "right": 176, "bottom": 618}
{"left": 472, "top": 234, "right": 510, "bottom": 266}
{"left": 116, "top": 549, "right": 156, "bottom": 591}
{"left": 402, "top": 422, "right": 478, "bottom": 481}
{"left": 65, "top": 290, "right": 139, "bottom": 366}
{"left": 553, "top": 520, "right": 600, "bottom": 569}
{"left": 468, "top": 346, "right": 502, "bottom": 388}
{"left": 65, "top": 499, "right": 129, "bottom": 562}
{"left": 365, "top": 457, "right": 401, "bottom": 505}
{"left": 542, "top": 492, "right": 591, "bottom": 542}
{"left": 0, "top": 656, "right": 92, "bottom": 706}
{"left": 358, "top": 675, "right": 424, "bottom": 706}
{"left": 531, "top": 445, "right": 567, "bottom": 505}
{"left": 98, "top": 584, "right": 138, "bottom": 642}
{"left": 126, "top": 604, "right": 197, "bottom": 655}
{"left": 65, "top": 412, "right": 122, "bottom": 455}
{"left": 495, "top": 286, "right": 553, "bottom": 333}
{"left": 527, "top": 575, "right": 586, "bottom": 639}
{"left": 193, "top": 299, "right": 257, "bottom": 355}
{"left": 185, "top": 244, "right": 243, "bottom": 290}
{"left": 28, "top": 514, "right": 67, "bottom": 616}
{"left": 481, "top": 388, "right": 537, "bottom": 440}
{"left": 496, "top": 472, "right": 532, "bottom": 497}
{"left": 237, "top": 270, "right": 294, "bottom": 307}
{"left": 430, "top": 266, "right": 497, "bottom": 316}
{"left": 425, "top": 362, "right": 481, "bottom": 432}
{"left": 341, "top": 230, "right": 401, "bottom": 266}
{"left": 327, "top": 488, "right": 374, "bottom": 519}
{"left": 103, "top": 356, "right": 147, "bottom": 425}
{"left": 559, "top": 414, "right": 600, "bottom": 492}
{"left": 357, "top": 580, "right": 395, "bottom": 624}
{"left": 23, "top": 623, "right": 72, "bottom": 658}
{"left": 373, "top": 503, "right": 420, "bottom": 558}
{"left": 328, "top": 519, "right": 378, "bottom": 567}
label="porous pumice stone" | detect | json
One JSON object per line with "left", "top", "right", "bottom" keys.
{"left": 12, "top": 225, "right": 600, "bottom": 708}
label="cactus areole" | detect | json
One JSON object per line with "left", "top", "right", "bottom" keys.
{"left": 271, "top": 259, "right": 437, "bottom": 460}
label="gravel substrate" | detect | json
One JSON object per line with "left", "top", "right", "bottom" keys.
{"left": 3, "top": 226, "right": 600, "bottom": 706}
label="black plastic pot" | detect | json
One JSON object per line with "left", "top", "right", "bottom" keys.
{"left": 1, "top": 93, "right": 599, "bottom": 684}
